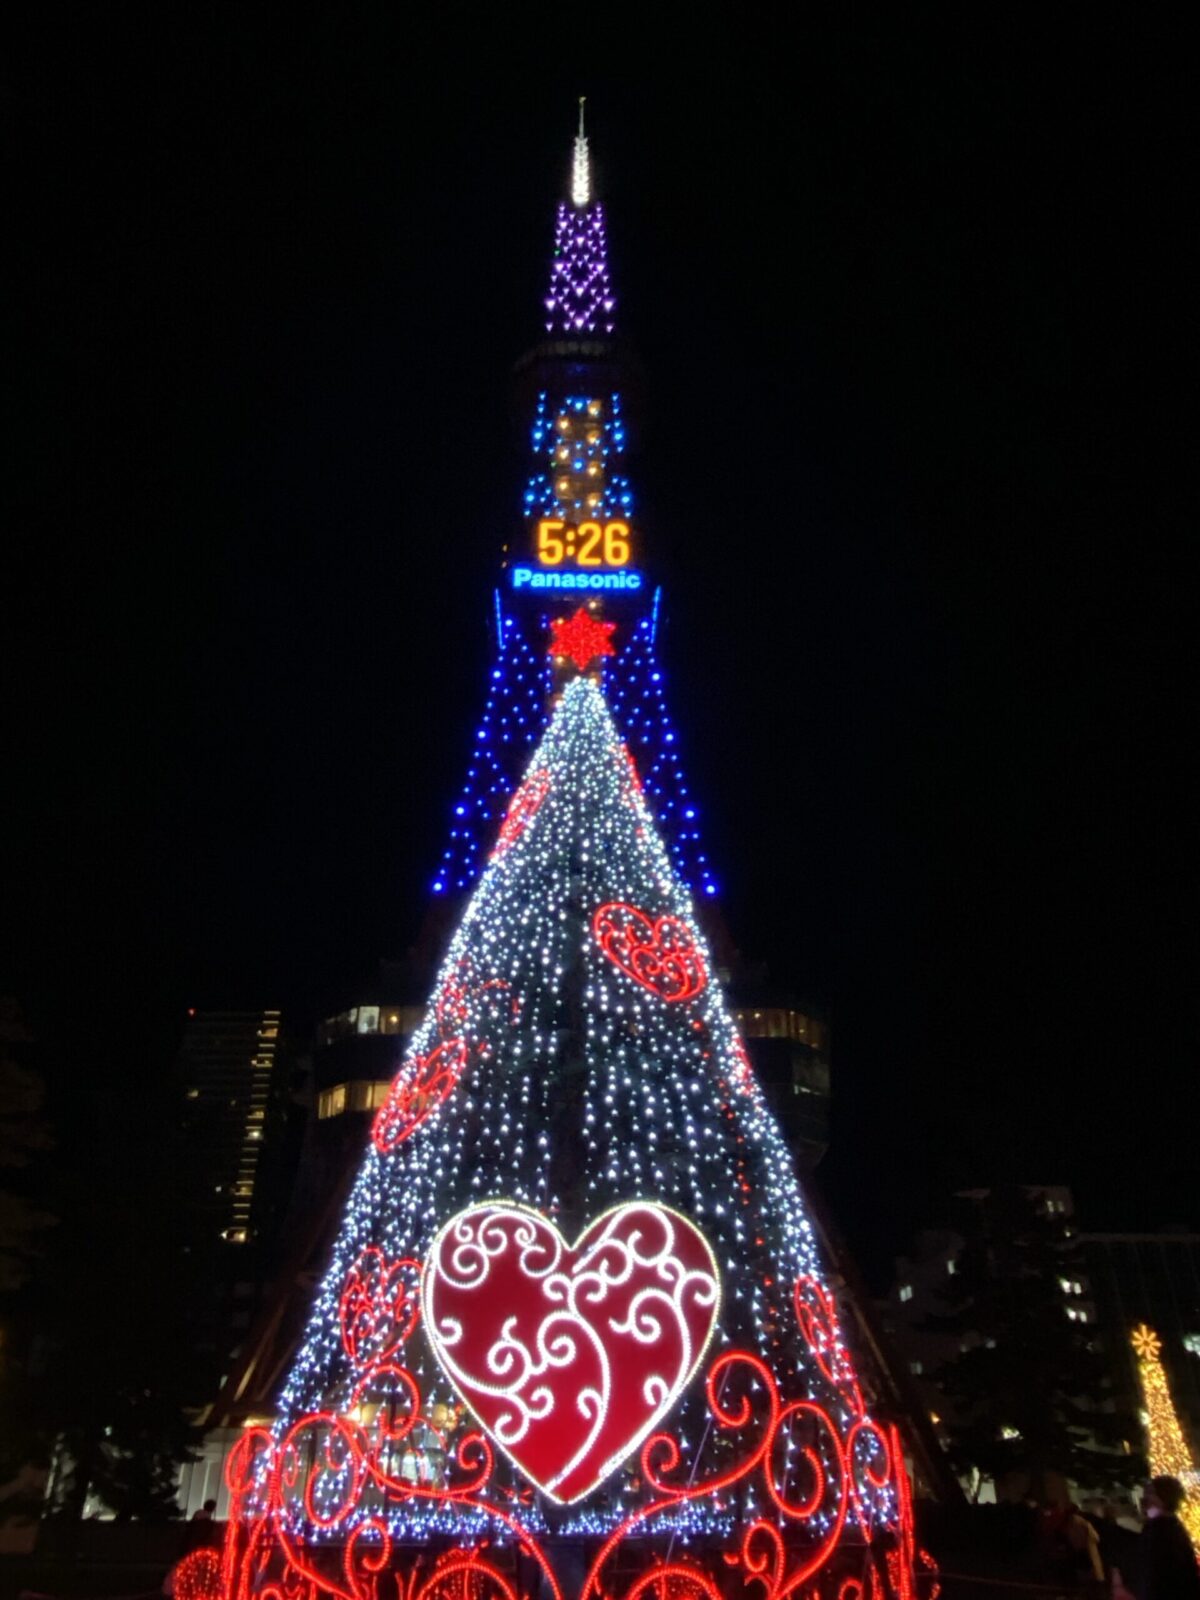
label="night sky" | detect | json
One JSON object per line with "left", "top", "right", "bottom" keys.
{"left": 4, "top": 10, "right": 1191, "bottom": 1283}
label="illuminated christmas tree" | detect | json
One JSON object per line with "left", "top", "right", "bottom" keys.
{"left": 218, "top": 119, "right": 933, "bottom": 1600}
{"left": 1131, "top": 1324, "right": 1200, "bottom": 1545}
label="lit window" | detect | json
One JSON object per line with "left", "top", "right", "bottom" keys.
{"left": 899, "top": 1284, "right": 913, "bottom": 1303}
{"left": 318, "top": 1084, "right": 348, "bottom": 1119}
{"left": 350, "top": 1080, "right": 387, "bottom": 1113}
{"left": 946, "top": 1259, "right": 957, "bottom": 1275}
{"left": 381, "top": 1007, "right": 422, "bottom": 1036}
{"left": 1000, "top": 1425, "right": 1021, "bottom": 1441}
{"left": 1183, "top": 1334, "right": 1200, "bottom": 1358}
{"left": 909, "top": 1360, "right": 923, "bottom": 1376}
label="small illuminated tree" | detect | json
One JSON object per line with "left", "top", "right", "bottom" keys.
{"left": 1132, "top": 1324, "right": 1200, "bottom": 1544}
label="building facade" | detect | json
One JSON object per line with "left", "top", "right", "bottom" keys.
{"left": 732, "top": 1000, "right": 831, "bottom": 1165}
{"left": 175, "top": 1008, "right": 287, "bottom": 1246}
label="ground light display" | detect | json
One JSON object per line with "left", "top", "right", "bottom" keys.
{"left": 212, "top": 118, "right": 936, "bottom": 1600}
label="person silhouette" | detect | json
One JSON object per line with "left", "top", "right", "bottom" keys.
{"left": 1139, "top": 1477, "right": 1200, "bottom": 1600}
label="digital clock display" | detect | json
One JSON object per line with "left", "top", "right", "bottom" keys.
{"left": 536, "top": 518, "right": 632, "bottom": 568}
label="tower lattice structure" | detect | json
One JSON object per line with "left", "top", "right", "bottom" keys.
{"left": 432, "top": 116, "right": 715, "bottom": 907}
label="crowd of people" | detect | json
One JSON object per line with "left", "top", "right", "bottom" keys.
{"left": 1043, "top": 1477, "right": 1200, "bottom": 1600}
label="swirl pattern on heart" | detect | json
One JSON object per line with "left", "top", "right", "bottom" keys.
{"left": 422, "top": 1200, "right": 721, "bottom": 1503}
{"left": 592, "top": 901, "right": 708, "bottom": 1003}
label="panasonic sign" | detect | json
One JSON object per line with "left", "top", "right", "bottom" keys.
{"left": 509, "top": 566, "right": 644, "bottom": 593}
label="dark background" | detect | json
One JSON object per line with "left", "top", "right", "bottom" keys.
{"left": 3, "top": 8, "right": 1192, "bottom": 1283}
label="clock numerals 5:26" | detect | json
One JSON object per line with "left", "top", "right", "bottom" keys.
{"left": 537, "top": 519, "right": 632, "bottom": 568}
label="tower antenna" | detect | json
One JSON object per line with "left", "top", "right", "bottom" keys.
{"left": 571, "top": 96, "right": 591, "bottom": 208}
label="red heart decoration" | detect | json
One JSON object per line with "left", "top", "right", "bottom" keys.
{"left": 793, "top": 1274, "right": 863, "bottom": 1414}
{"left": 372, "top": 1038, "right": 467, "bottom": 1154}
{"left": 422, "top": 1200, "right": 721, "bottom": 1503}
{"left": 592, "top": 902, "right": 708, "bottom": 1003}
{"left": 338, "top": 1246, "right": 422, "bottom": 1372}
{"left": 490, "top": 768, "right": 551, "bottom": 861}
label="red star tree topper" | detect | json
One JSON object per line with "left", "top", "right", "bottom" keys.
{"left": 548, "top": 604, "right": 617, "bottom": 672}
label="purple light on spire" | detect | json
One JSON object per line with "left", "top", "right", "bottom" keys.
{"left": 544, "top": 202, "right": 616, "bottom": 337}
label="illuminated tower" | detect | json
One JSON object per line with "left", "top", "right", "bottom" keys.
{"left": 433, "top": 103, "right": 715, "bottom": 904}
{"left": 215, "top": 119, "right": 934, "bottom": 1600}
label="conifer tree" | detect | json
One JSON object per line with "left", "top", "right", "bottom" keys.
{"left": 923, "top": 1187, "right": 1140, "bottom": 1496}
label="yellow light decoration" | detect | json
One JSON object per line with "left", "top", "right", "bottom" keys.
{"left": 1133, "top": 1325, "right": 1163, "bottom": 1361}
{"left": 1131, "top": 1322, "right": 1200, "bottom": 1544}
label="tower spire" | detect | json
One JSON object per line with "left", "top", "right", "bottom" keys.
{"left": 571, "top": 95, "right": 590, "bottom": 207}
{"left": 544, "top": 100, "right": 613, "bottom": 336}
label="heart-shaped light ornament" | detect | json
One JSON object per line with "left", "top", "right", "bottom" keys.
{"left": 422, "top": 1200, "right": 721, "bottom": 1503}
{"left": 592, "top": 902, "right": 708, "bottom": 1003}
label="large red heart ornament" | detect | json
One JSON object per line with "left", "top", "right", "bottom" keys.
{"left": 592, "top": 902, "right": 708, "bottom": 1003}
{"left": 422, "top": 1201, "right": 721, "bottom": 1503}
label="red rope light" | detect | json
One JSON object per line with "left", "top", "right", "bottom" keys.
{"left": 215, "top": 1272, "right": 936, "bottom": 1600}
{"left": 592, "top": 902, "right": 707, "bottom": 1002}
